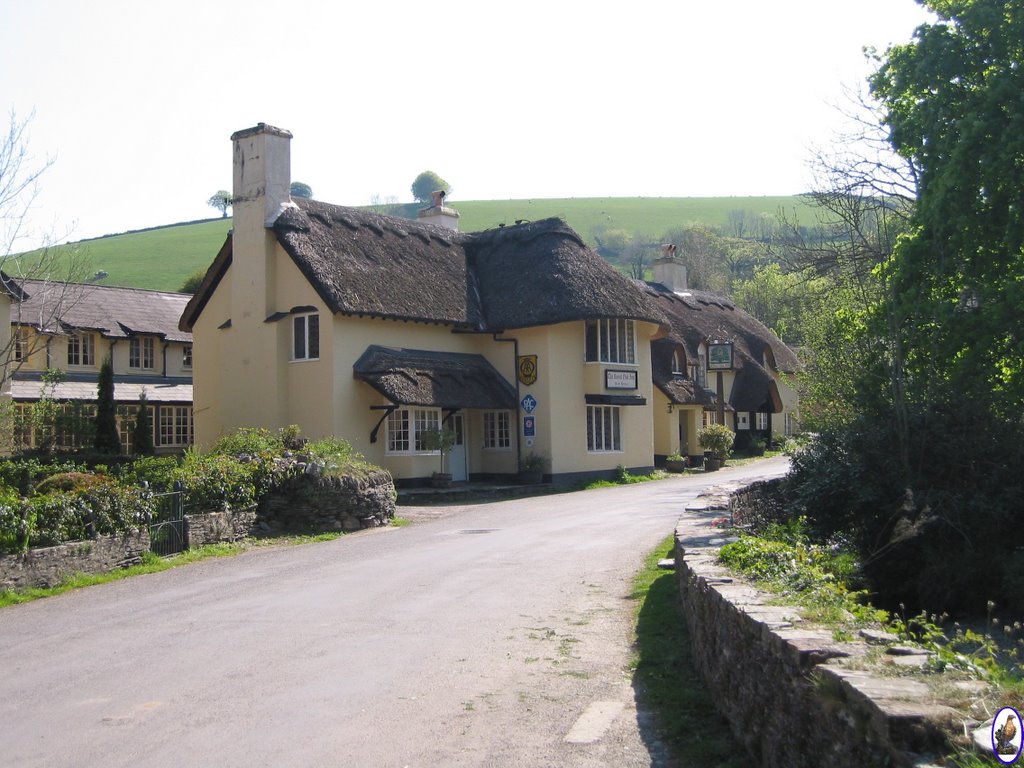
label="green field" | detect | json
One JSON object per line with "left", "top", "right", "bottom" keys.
{"left": 15, "top": 196, "right": 816, "bottom": 293}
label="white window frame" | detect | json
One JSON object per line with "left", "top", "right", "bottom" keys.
{"left": 703, "top": 410, "right": 718, "bottom": 428}
{"left": 13, "top": 327, "right": 29, "bottom": 362}
{"left": 671, "top": 346, "right": 685, "bottom": 375}
{"left": 386, "top": 407, "right": 441, "bottom": 455}
{"left": 585, "top": 319, "right": 636, "bottom": 365}
{"left": 586, "top": 405, "right": 621, "bottom": 452}
{"left": 159, "top": 405, "right": 193, "bottom": 447}
{"left": 292, "top": 313, "right": 320, "bottom": 361}
{"left": 483, "top": 411, "right": 511, "bottom": 450}
{"left": 755, "top": 412, "right": 769, "bottom": 431}
{"left": 697, "top": 344, "right": 708, "bottom": 389}
{"left": 129, "top": 336, "right": 155, "bottom": 370}
{"left": 67, "top": 332, "right": 96, "bottom": 367}
{"left": 182, "top": 345, "right": 193, "bottom": 369}
{"left": 117, "top": 404, "right": 157, "bottom": 454}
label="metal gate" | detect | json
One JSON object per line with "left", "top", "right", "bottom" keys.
{"left": 149, "top": 490, "right": 186, "bottom": 556}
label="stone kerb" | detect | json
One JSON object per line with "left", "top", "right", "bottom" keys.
{"left": 675, "top": 482, "right": 957, "bottom": 768}
{"left": 0, "top": 531, "right": 149, "bottom": 592}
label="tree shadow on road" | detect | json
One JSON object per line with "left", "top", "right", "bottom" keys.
{"left": 631, "top": 565, "right": 747, "bottom": 768}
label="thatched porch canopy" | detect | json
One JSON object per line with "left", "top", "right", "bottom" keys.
{"left": 353, "top": 345, "right": 516, "bottom": 410}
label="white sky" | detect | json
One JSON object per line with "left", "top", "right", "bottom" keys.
{"left": 1, "top": 0, "right": 932, "bottom": 250}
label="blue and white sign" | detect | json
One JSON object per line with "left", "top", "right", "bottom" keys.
{"left": 520, "top": 394, "right": 538, "bottom": 413}
{"left": 523, "top": 416, "right": 536, "bottom": 437}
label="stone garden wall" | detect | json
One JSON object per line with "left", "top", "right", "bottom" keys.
{"left": 675, "top": 482, "right": 959, "bottom": 768}
{"left": 186, "top": 506, "right": 258, "bottom": 548}
{"left": 258, "top": 469, "right": 396, "bottom": 532}
{"left": 0, "top": 531, "right": 149, "bottom": 591}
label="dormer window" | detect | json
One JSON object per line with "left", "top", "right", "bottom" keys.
{"left": 697, "top": 344, "right": 708, "bottom": 389}
{"left": 671, "top": 346, "right": 686, "bottom": 376}
{"left": 67, "top": 332, "right": 96, "bottom": 367}
{"left": 129, "top": 336, "right": 155, "bottom": 369}
{"left": 585, "top": 319, "right": 635, "bottom": 364}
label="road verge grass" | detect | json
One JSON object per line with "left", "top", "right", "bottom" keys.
{"left": 631, "top": 535, "right": 745, "bottom": 767}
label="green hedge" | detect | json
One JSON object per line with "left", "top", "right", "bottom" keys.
{"left": 0, "top": 478, "right": 151, "bottom": 554}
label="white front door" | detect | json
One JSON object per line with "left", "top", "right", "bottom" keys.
{"left": 448, "top": 414, "right": 468, "bottom": 482}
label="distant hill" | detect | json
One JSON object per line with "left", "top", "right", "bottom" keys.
{"left": 14, "top": 196, "right": 817, "bottom": 293}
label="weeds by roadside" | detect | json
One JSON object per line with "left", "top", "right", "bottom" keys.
{"left": 631, "top": 535, "right": 745, "bottom": 767}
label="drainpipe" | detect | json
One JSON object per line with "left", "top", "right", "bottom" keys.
{"left": 162, "top": 341, "right": 169, "bottom": 377}
{"left": 492, "top": 333, "right": 521, "bottom": 473}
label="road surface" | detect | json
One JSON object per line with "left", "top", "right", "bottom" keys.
{"left": 0, "top": 458, "right": 788, "bottom": 767}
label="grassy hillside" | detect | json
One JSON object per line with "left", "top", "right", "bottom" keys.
{"left": 14, "top": 197, "right": 816, "bottom": 293}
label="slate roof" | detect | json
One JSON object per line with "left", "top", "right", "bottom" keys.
{"left": 352, "top": 345, "right": 516, "bottom": 410}
{"left": 181, "top": 200, "right": 668, "bottom": 333}
{"left": 10, "top": 371, "right": 193, "bottom": 403}
{"left": 16, "top": 280, "right": 192, "bottom": 343}
{"left": 645, "top": 282, "right": 797, "bottom": 412}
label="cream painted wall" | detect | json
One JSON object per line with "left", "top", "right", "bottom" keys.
{"left": 514, "top": 320, "right": 658, "bottom": 476}
{"left": 191, "top": 268, "right": 232, "bottom": 448}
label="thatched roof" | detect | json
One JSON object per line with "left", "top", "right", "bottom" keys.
{"left": 465, "top": 218, "right": 668, "bottom": 330}
{"left": 646, "top": 282, "right": 797, "bottom": 412}
{"left": 181, "top": 200, "right": 667, "bottom": 333}
{"left": 353, "top": 345, "right": 516, "bottom": 409}
{"left": 274, "top": 199, "right": 476, "bottom": 326}
{"left": 17, "top": 280, "right": 192, "bottom": 343}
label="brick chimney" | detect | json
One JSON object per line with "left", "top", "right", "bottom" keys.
{"left": 417, "top": 189, "right": 460, "bottom": 231}
{"left": 652, "top": 243, "right": 688, "bottom": 292}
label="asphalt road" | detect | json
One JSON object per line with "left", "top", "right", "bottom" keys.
{"left": 0, "top": 457, "right": 788, "bottom": 768}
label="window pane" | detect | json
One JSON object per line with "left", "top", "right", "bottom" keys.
{"left": 387, "top": 409, "right": 409, "bottom": 452}
{"left": 293, "top": 316, "right": 306, "bottom": 359}
{"left": 585, "top": 320, "right": 597, "bottom": 362}
{"left": 308, "top": 315, "right": 319, "bottom": 358}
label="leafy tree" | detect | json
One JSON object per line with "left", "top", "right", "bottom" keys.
{"left": 783, "top": 0, "right": 1024, "bottom": 614}
{"left": 179, "top": 269, "right": 206, "bottom": 294}
{"left": 207, "top": 190, "right": 231, "bottom": 218}
{"left": 870, "top": 0, "right": 1024, "bottom": 421}
{"left": 411, "top": 171, "right": 450, "bottom": 204}
{"left": 93, "top": 356, "right": 120, "bottom": 454}
{"left": 133, "top": 391, "right": 154, "bottom": 456}
{"left": 591, "top": 227, "right": 632, "bottom": 262}
{"left": 290, "top": 181, "right": 313, "bottom": 199}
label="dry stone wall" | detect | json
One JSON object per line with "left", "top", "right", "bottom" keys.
{"left": 0, "top": 531, "right": 148, "bottom": 591}
{"left": 186, "top": 506, "right": 258, "bottom": 548}
{"left": 258, "top": 469, "right": 396, "bottom": 532}
{"left": 675, "top": 482, "right": 958, "bottom": 768}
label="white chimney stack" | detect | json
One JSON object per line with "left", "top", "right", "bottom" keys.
{"left": 652, "top": 243, "right": 688, "bottom": 292}
{"left": 231, "top": 123, "right": 296, "bottom": 227}
{"left": 417, "top": 189, "right": 460, "bottom": 231}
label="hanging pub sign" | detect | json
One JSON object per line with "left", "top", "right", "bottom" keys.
{"left": 517, "top": 354, "right": 538, "bottom": 386}
{"left": 707, "top": 341, "right": 734, "bottom": 370}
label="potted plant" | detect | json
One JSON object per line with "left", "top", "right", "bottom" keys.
{"left": 750, "top": 436, "right": 767, "bottom": 456}
{"left": 665, "top": 453, "right": 688, "bottom": 473}
{"left": 420, "top": 427, "right": 457, "bottom": 488}
{"left": 518, "top": 452, "right": 548, "bottom": 484}
{"left": 697, "top": 423, "right": 734, "bottom": 472}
